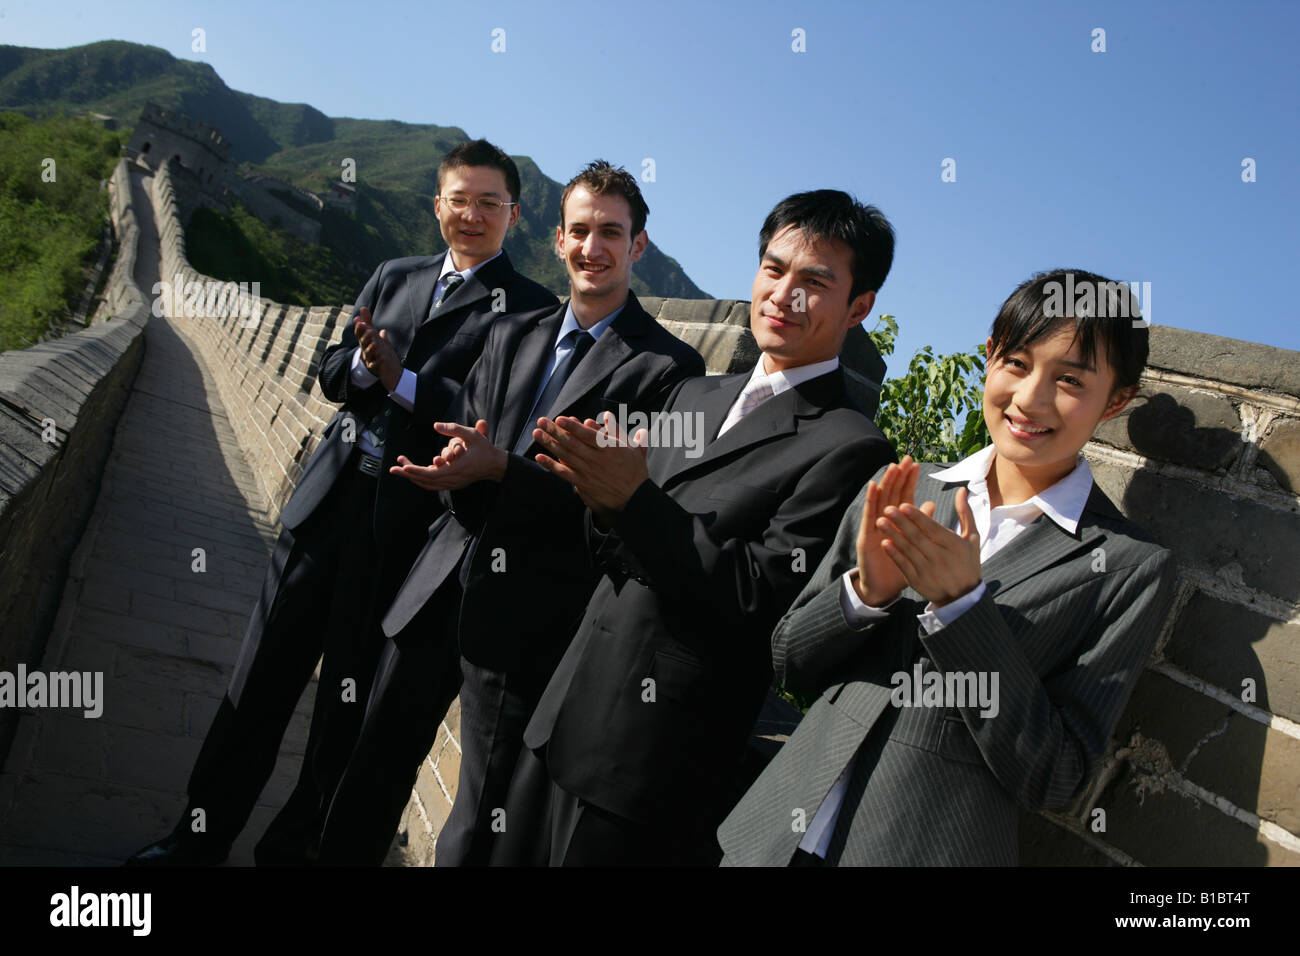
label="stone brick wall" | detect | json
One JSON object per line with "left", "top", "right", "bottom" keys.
{"left": 0, "top": 157, "right": 151, "bottom": 763}
{"left": 1019, "top": 326, "right": 1300, "bottom": 865}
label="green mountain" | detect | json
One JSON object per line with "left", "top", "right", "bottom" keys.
{"left": 0, "top": 40, "right": 708, "bottom": 300}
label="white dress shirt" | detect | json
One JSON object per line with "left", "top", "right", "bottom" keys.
{"left": 348, "top": 251, "right": 501, "bottom": 456}
{"left": 716, "top": 354, "right": 840, "bottom": 437}
{"left": 798, "top": 444, "right": 1095, "bottom": 857}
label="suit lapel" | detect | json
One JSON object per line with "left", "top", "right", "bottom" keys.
{"left": 544, "top": 306, "right": 634, "bottom": 418}
{"left": 517, "top": 293, "right": 651, "bottom": 455}
{"left": 661, "top": 369, "right": 845, "bottom": 485}
{"left": 496, "top": 305, "right": 566, "bottom": 447}
{"left": 920, "top": 468, "right": 1115, "bottom": 602}
{"left": 416, "top": 249, "right": 515, "bottom": 330}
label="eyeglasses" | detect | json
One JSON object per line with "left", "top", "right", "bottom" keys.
{"left": 438, "top": 194, "right": 518, "bottom": 214}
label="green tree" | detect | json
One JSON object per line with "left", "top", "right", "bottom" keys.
{"left": 868, "top": 314, "right": 989, "bottom": 465}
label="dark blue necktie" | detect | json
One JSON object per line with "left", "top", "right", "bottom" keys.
{"left": 512, "top": 328, "right": 596, "bottom": 454}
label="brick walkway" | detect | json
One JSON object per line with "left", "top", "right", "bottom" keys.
{"left": 0, "top": 168, "right": 313, "bottom": 865}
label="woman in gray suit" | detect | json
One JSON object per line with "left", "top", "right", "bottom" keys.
{"left": 718, "top": 268, "right": 1177, "bottom": 866}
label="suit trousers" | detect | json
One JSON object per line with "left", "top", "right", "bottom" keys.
{"left": 433, "top": 655, "right": 555, "bottom": 866}
{"left": 181, "top": 457, "right": 412, "bottom": 862}
{"left": 489, "top": 746, "right": 722, "bottom": 866}
{"left": 315, "top": 586, "right": 464, "bottom": 865}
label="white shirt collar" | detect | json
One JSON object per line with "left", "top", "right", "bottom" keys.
{"left": 742, "top": 353, "right": 840, "bottom": 397}
{"left": 440, "top": 248, "right": 501, "bottom": 282}
{"left": 928, "top": 444, "right": 1094, "bottom": 534}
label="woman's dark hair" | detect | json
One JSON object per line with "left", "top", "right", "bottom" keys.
{"left": 990, "top": 269, "right": 1149, "bottom": 392}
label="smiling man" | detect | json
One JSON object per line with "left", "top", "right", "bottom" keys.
{"left": 313, "top": 161, "right": 704, "bottom": 865}
{"left": 126, "top": 139, "right": 558, "bottom": 867}
{"left": 488, "top": 189, "right": 899, "bottom": 865}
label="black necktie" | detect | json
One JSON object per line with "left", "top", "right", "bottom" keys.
{"left": 431, "top": 272, "right": 466, "bottom": 313}
{"left": 512, "top": 329, "right": 596, "bottom": 454}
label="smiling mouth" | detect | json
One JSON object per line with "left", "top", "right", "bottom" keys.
{"left": 1005, "top": 414, "right": 1053, "bottom": 437}
{"left": 578, "top": 262, "right": 609, "bottom": 274}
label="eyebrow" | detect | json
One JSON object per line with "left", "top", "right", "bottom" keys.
{"left": 1058, "top": 358, "right": 1096, "bottom": 372}
{"left": 761, "top": 254, "right": 838, "bottom": 282}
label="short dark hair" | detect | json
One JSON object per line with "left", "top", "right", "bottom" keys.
{"left": 758, "top": 190, "right": 895, "bottom": 301}
{"left": 989, "top": 269, "right": 1149, "bottom": 393}
{"left": 437, "top": 139, "right": 522, "bottom": 203}
{"left": 560, "top": 160, "right": 649, "bottom": 237}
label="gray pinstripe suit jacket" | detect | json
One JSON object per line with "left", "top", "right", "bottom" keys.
{"left": 717, "top": 459, "right": 1177, "bottom": 866}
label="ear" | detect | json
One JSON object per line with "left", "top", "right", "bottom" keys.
{"left": 507, "top": 203, "right": 520, "bottom": 228}
{"left": 554, "top": 224, "right": 565, "bottom": 261}
{"left": 846, "top": 290, "right": 875, "bottom": 328}
{"left": 629, "top": 229, "right": 649, "bottom": 263}
{"left": 1098, "top": 384, "right": 1138, "bottom": 424}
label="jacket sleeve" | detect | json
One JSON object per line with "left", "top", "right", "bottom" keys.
{"left": 607, "top": 426, "right": 896, "bottom": 656}
{"left": 317, "top": 260, "right": 387, "bottom": 405}
{"left": 766, "top": 466, "right": 905, "bottom": 693}
{"left": 919, "top": 547, "right": 1177, "bottom": 811}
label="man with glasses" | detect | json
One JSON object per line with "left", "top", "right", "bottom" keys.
{"left": 126, "top": 139, "right": 558, "bottom": 866}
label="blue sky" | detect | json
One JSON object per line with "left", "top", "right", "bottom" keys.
{"left": 4, "top": 0, "right": 1297, "bottom": 368}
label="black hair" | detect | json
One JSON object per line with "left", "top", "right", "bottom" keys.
{"left": 758, "top": 190, "right": 895, "bottom": 301}
{"left": 989, "top": 269, "right": 1149, "bottom": 392}
{"left": 437, "top": 139, "right": 522, "bottom": 203}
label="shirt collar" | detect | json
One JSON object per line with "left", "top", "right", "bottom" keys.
{"left": 557, "top": 299, "right": 623, "bottom": 346}
{"left": 928, "top": 444, "right": 1094, "bottom": 534}
{"left": 743, "top": 353, "right": 840, "bottom": 397}
{"left": 440, "top": 249, "right": 501, "bottom": 282}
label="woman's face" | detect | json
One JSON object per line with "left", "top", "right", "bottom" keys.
{"left": 983, "top": 323, "right": 1134, "bottom": 488}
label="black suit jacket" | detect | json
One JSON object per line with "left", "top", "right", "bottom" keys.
{"left": 282, "top": 251, "right": 558, "bottom": 546}
{"left": 522, "top": 367, "right": 897, "bottom": 828}
{"left": 381, "top": 293, "right": 706, "bottom": 675}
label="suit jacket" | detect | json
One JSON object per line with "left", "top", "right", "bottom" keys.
{"left": 522, "top": 368, "right": 897, "bottom": 831}
{"left": 381, "top": 293, "right": 705, "bottom": 675}
{"left": 282, "top": 250, "right": 558, "bottom": 546}
{"left": 716, "top": 460, "right": 1178, "bottom": 866}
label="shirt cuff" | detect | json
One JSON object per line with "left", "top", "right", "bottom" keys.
{"left": 349, "top": 347, "right": 379, "bottom": 389}
{"left": 918, "top": 581, "right": 987, "bottom": 635}
{"left": 389, "top": 368, "right": 416, "bottom": 412}
{"left": 839, "top": 570, "right": 900, "bottom": 627}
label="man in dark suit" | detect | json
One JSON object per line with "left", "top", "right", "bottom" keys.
{"left": 126, "top": 140, "right": 557, "bottom": 866}
{"left": 489, "top": 189, "right": 899, "bottom": 865}
{"left": 315, "top": 161, "right": 704, "bottom": 865}
{"left": 716, "top": 270, "right": 1176, "bottom": 866}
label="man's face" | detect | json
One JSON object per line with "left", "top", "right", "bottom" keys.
{"left": 434, "top": 165, "right": 519, "bottom": 268}
{"left": 749, "top": 225, "right": 874, "bottom": 373}
{"left": 555, "top": 186, "right": 646, "bottom": 303}
{"left": 983, "top": 324, "right": 1133, "bottom": 486}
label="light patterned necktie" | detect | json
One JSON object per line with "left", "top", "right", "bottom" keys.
{"left": 737, "top": 380, "right": 775, "bottom": 420}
